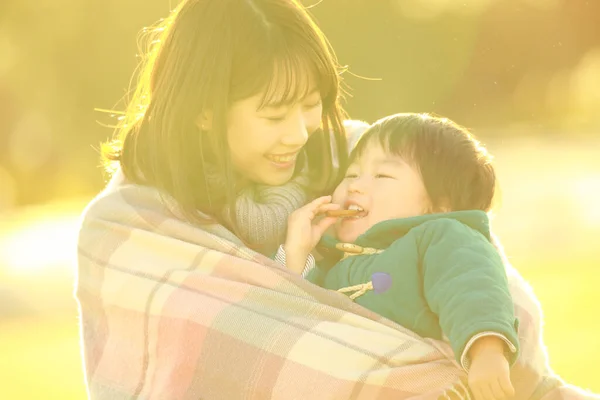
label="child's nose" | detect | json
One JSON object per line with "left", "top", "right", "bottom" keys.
{"left": 347, "top": 178, "right": 367, "bottom": 194}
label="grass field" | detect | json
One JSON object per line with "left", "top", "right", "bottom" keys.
{"left": 1, "top": 138, "right": 599, "bottom": 398}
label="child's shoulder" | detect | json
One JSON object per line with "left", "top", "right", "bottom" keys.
{"left": 395, "top": 210, "right": 489, "bottom": 234}
{"left": 405, "top": 211, "right": 491, "bottom": 244}
{"left": 420, "top": 216, "right": 478, "bottom": 233}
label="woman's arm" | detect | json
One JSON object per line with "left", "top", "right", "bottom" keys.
{"left": 77, "top": 182, "right": 475, "bottom": 399}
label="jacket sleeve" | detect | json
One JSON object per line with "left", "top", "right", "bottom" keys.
{"left": 304, "top": 263, "right": 327, "bottom": 286}
{"left": 273, "top": 245, "right": 317, "bottom": 278}
{"left": 418, "top": 219, "right": 520, "bottom": 368}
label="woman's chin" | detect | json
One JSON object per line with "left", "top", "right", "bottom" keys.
{"left": 252, "top": 164, "right": 296, "bottom": 186}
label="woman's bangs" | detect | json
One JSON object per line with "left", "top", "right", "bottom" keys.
{"left": 257, "top": 42, "right": 335, "bottom": 110}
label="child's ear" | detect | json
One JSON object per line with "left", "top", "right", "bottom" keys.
{"left": 426, "top": 198, "right": 451, "bottom": 214}
{"left": 435, "top": 203, "right": 452, "bottom": 213}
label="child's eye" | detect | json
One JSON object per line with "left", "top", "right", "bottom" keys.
{"left": 345, "top": 173, "right": 358, "bottom": 179}
{"left": 375, "top": 174, "right": 395, "bottom": 179}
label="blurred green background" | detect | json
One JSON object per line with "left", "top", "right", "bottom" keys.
{"left": 0, "top": 0, "right": 599, "bottom": 398}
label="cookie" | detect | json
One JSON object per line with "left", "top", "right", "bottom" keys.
{"left": 325, "top": 209, "right": 361, "bottom": 217}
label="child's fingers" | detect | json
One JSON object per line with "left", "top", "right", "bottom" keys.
{"left": 315, "top": 203, "right": 341, "bottom": 214}
{"left": 314, "top": 216, "right": 338, "bottom": 236}
{"left": 477, "top": 385, "right": 496, "bottom": 400}
{"left": 498, "top": 374, "right": 515, "bottom": 397}
{"left": 490, "top": 380, "right": 508, "bottom": 400}
{"left": 308, "top": 195, "right": 332, "bottom": 208}
{"left": 471, "top": 387, "right": 484, "bottom": 400}
{"left": 304, "top": 196, "right": 333, "bottom": 217}
{"left": 471, "top": 383, "right": 495, "bottom": 400}
{"left": 291, "top": 196, "right": 333, "bottom": 221}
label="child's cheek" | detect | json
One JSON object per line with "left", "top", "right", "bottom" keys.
{"left": 325, "top": 219, "right": 341, "bottom": 238}
{"left": 331, "top": 183, "right": 347, "bottom": 206}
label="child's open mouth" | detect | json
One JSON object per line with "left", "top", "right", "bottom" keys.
{"left": 326, "top": 205, "right": 368, "bottom": 219}
{"left": 346, "top": 204, "right": 368, "bottom": 218}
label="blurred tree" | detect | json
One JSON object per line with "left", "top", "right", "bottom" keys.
{"left": 0, "top": 0, "right": 598, "bottom": 207}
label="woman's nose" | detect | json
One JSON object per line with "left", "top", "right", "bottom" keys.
{"left": 281, "top": 110, "right": 309, "bottom": 147}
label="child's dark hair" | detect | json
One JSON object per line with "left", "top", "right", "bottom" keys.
{"left": 351, "top": 113, "right": 496, "bottom": 212}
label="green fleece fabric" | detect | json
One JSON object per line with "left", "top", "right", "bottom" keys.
{"left": 308, "top": 211, "right": 520, "bottom": 365}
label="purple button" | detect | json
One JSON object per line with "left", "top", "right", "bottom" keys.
{"left": 371, "top": 272, "right": 392, "bottom": 294}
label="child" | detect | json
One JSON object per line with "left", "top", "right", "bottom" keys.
{"left": 276, "top": 113, "right": 520, "bottom": 400}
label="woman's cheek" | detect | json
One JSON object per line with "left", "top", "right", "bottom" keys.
{"left": 307, "top": 105, "right": 323, "bottom": 134}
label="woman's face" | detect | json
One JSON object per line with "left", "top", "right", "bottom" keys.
{"left": 226, "top": 88, "right": 323, "bottom": 186}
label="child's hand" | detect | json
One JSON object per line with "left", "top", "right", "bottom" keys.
{"left": 467, "top": 337, "right": 515, "bottom": 400}
{"left": 284, "top": 195, "right": 340, "bottom": 273}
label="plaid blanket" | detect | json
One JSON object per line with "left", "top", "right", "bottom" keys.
{"left": 75, "top": 174, "right": 598, "bottom": 400}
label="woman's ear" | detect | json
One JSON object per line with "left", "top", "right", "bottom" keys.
{"left": 196, "top": 111, "right": 213, "bottom": 131}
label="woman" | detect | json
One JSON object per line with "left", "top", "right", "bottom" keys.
{"left": 76, "top": 0, "right": 591, "bottom": 399}
{"left": 101, "top": 0, "right": 349, "bottom": 256}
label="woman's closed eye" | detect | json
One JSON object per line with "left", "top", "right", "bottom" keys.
{"left": 303, "top": 100, "right": 322, "bottom": 109}
{"left": 265, "top": 115, "right": 286, "bottom": 122}
{"left": 375, "top": 173, "right": 396, "bottom": 179}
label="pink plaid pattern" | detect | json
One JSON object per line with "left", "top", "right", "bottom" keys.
{"left": 75, "top": 178, "right": 597, "bottom": 399}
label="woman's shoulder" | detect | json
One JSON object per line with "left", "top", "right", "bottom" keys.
{"left": 78, "top": 168, "right": 244, "bottom": 249}
{"left": 79, "top": 169, "right": 166, "bottom": 233}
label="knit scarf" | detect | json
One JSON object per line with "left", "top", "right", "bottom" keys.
{"left": 204, "top": 164, "right": 310, "bottom": 256}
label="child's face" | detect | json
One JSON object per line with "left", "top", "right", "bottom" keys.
{"left": 332, "top": 143, "right": 431, "bottom": 243}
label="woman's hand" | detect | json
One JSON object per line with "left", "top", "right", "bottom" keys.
{"left": 284, "top": 195, "right": 340, "bottom": 273}
{"left": 467, "top": 336, "right": 515, "bottom": 400}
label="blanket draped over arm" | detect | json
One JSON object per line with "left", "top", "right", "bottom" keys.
{"left": 75, "top": 178, "right": 598, "bottom": 400}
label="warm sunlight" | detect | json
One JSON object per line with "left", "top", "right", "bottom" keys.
{"left": 0, "top": 208, "right": 80, "bottom": 275}
{"left": 1, "top": 0, "right": 599, "bottom": 398}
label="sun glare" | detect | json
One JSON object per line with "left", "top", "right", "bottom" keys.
{"left": 0, "top": 212, "right": 80, "bottom": 275}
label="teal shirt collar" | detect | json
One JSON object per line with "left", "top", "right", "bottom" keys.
{"left": 319, "top": 210, "right": 491, "bottom": 252}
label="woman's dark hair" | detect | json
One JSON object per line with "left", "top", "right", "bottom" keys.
{"left": 102, "top": 0, "right": 348, "bottom": 229}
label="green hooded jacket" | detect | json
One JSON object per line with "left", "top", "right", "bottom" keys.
{"left": 308, "top": 210, "right": 520, "bottom": 365}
